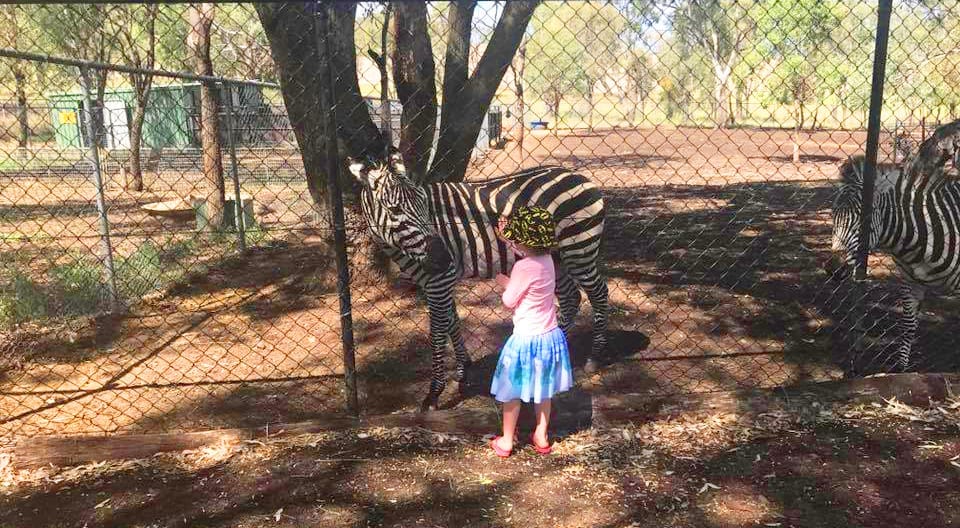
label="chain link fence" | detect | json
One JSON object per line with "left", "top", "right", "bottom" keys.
{"left": 0, "top": 1, "right": 957, "bottom": 443}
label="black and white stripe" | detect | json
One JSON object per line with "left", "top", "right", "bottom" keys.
{"left": 832, "top": 120, "right": 960, "bottom": 370}
{"left": 350, "top": 156, "right": 608, "bottom": 411}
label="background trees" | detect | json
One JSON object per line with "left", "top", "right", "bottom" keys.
{"left": 3, "top": 1, "right": 960, "bottom": 202}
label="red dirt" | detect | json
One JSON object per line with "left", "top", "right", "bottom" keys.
{"left": 2, "top": 125, "right": 957, "bottom": 442}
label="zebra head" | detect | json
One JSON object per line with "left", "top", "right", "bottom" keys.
{"left": 831, "top": 155, "right": 900, "bottom": 270}
{"left": 347, "top": 152, "right": 453, "bottom": 275}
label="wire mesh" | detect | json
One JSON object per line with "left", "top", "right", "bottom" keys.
{"left": 0, "top": 1, "right": 957, "bottom": 443}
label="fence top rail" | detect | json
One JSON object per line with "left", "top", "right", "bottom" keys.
{"left": 0, "top": 48, "right": 280, "bottom": 90}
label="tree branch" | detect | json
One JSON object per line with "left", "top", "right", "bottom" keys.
{"left": 468, "top": 1, "right": 538, "bottom": 100}
{"left": 441, "top": 0, "right": 475, "bottom": 105}
{"left": 427, "top": 0, "right": 539, "bottom": 183}
{"left": 391, "top": 0, "right": 437, "bottom": 181}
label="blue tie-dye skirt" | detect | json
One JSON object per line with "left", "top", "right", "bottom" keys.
{"left": 490, "top": 327, "right": 573, "bottom": 404}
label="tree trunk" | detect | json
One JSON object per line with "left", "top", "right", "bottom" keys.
{"left": 513, "top": 43, "right": 526, "bottom": 158}
{"left": 78, "top": 68, "right": 99, "bottom": 149}
{"left": 735, "top": 80, "right": 746, "bottom": 123}
{"left": 553, "top": 93, "right": 562, "bottom": 136}
{"left": 189, "top": 4, "right": 224, "bottom": 232}
{"left": 374, "top": 3, "right": 392, "bottom": 155}
{"left": 12, "top": 62, "right": 28, "bottom": 150}
{"left": 391, "top": 1, "right": 437, "bottom": 182}
{"left": 117, "top": 3, "right": 156, "bottom": 193}
{"left": 257, "top": 3, "right": 386, "bottom": 223}
{"left": 128, "top": 99, "right": 147, "bottom": 191}
{"left": 426, "top": 0, "right": 538, "bottom": 183}
{"left": 712, "top": 74, "right": 732, "bottom": 129}
{"left": 94, "top": 70, "right": 108, "bottom": 148}
{"left": 257, "top": 3, "right": 330, "bottom": 219}
{"left": 329, "top": 3, "right": 386, "bottom": 161}
{"left": 587, "top": 81, "right": 595, "bottom": 132}
{"left": 793, "top": 98, "right": 802, "bottom": 163}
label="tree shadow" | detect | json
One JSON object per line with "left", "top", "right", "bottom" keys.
{"left": 596, "top": 179, "right": 844, "bottom": 386}
{"left": 3, "top": 400, "right": 959, "bottom": 528}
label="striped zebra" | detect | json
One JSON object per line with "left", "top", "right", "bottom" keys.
{"left": 831, "top": 119, "right": 960, "bottom": 371}
{"left": 348, "top": 153, "right": 608, "bottom": 411}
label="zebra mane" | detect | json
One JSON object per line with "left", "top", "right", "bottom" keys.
{"left": 837, "top": 155, "right": 901, "bottom": 193}
{"left": 838, "top": 155, "right": 866, "bottom": 186}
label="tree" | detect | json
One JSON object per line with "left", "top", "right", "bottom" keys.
{"left": 33, "top": 5, "right": 119, "bottom": 147}
{"left": 753, "top": 0, "right": 839, "bottom": 159}
{"left": 367, "top": 2, "right": 393, "bottom": 155}
{"left": 424, "top": 0, "right": 539, "bottom": 183}
{"left": 187, "top": 3, "right": 225, "bottom": 232}
{"left": 391, "top": 1, "right": 437, "bottom": 179}
{"left": 623, "top": 49, "right": 656, "bottom": 125}
{"left": 113, "top": 4, "right": 158, "bottom": 192}
{"left": 670, "top": 0, "right": 754, "bottom": 128}
{"left": 0, "top": 5, "right": 30, "bottom": 150}
{"left": 508, "top": 40, "right": 527, "bottom": 154}
{"left": 523, "top": 3, "right": 625, "bottom": 132}
{"left": 524, "top": 4, "right": 591, "bottom": 132}
{"left": 257, "top": 2, "right": 384, "bottom": 221}
{"left": 213, "top": 4, "right": 277, "bottom": 82}
{"left": 581, "top": 4, "right": 627, "bottom": 130}
{"left": 257, "top": 0, "right": 537, "bottom": 203}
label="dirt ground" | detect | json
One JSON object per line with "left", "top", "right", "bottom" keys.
{"left": 2, "top": 125, "right": 959, "bottom": 442}
{"left": 1, "top": 391, "right": 959, "bottom": 527}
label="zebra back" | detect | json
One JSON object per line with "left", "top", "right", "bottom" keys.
{"left": 427, "top": 166, "right": 605, "bottom": 279}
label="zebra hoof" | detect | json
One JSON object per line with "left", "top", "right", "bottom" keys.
{"left": 584, "top": 358, "right": 600, "bottom": 374}
{"left": 420, "top": 392, "right": 441, "bottom": 413}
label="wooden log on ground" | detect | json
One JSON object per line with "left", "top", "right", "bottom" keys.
{"left": 7, "top": 373, "right": 957, "bottom": 469}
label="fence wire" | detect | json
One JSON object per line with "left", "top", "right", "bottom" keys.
{"left": 0, "top": 1, "right": 957, "bottom": 442}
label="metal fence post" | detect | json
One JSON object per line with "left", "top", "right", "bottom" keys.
{"left": 79, "top": 66, "right": 120, "bottom": 312}
{"left": 849, "top": 0, "right": 893, "bottom": 375}
{"left": 316, "top": 3, "right": 359, "bottom": 415}
{"left": 223, "top": 83, "right": 247, "bottom": 253}
{"left": 856, "top": 0, "right": 893, "bottom": 280}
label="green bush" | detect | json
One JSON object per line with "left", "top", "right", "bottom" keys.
{"left": 49, "top": 260, "right": 106, "bottom": 316}
{"left": 0, "top": 271, "right": 47, "bottom": 328}
{"left": 116, "top": 241, "right": 163, "bottom": 299}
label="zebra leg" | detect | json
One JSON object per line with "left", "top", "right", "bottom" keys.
{"left": 565, "top": 264, "right": 609, "bottom": 374}
{"left": 421, "top": 285, "right": 455, "bottom": 412}
{"left": 894, "top": 282, "right": 925, "bottom": 372}
{"left": 555, "top": 262, "right": 582, "bottom": 337}
{"left": 448, "top": 298, "right": 472, "bottom": 390}
{"left": 585, "top": 278, "right": 610, "bottom": 372}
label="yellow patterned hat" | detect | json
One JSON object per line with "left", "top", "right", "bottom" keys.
{"left": 501, "top": 206, "right": 558, "bottom": 249}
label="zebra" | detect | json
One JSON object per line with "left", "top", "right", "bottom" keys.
{"left": 831, "top": 118, "right": 960, "bottom": 371}
{"left": 347, "top": 152, "right": 609, "bottom": 411}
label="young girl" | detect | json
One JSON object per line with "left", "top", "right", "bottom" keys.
{"left": 489, "top": 206, "right": 574, "bottom": 457}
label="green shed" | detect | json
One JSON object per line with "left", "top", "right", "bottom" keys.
{"left": 47, "top": 83, "right": 266, "bottom": 150}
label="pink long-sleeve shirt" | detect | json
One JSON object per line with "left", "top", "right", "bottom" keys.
{"left": 501, "top": 254, "right": 559, "bottom": 336}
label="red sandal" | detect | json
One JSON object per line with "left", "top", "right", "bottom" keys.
{"left": 529, "top": 434, "right": 552, "bottom": 455}
{"left": 490, "top": 436, "right": 512, "bottom": 458}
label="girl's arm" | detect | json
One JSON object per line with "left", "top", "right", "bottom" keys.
{"left": 501, "top": 260, "right": 531, "bottom": 309}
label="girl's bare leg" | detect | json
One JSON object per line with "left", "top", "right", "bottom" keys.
{"left": 533, "top": 398, "right": 552, "bottom": 447}
{"left": 496, "top": 400, "right": 522, "bottom": 452}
